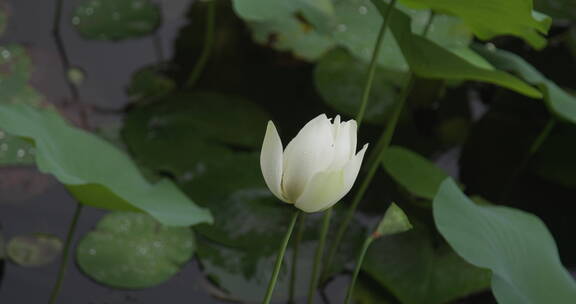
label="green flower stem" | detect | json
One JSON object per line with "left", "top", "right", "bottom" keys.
{"left": 527, "top": 119, "right": 556, "bottom": 158}
{"left": 52, "top": 0, "right": 79, "bottom": 100}
{"left": 500, "top": 118, "right": 556, "bottom": 200}
{"left": 323, "top": 11, "right": 437, "bottom": 277}
{"left": 48, "top": 203, "right": 84, "bottom": 304}
{"left": 317, "top": 0, "right": 399, "bottom": 284}
{"left": 49, "top": 1, "right": 87, "bottom": 301}
{"left": 262, "top": 209, "right": 301, "bottom": 304}
{"left": 306, "top": 208, "right": 333, "bottom": 304}
{"left": 364, "top": 11, "right": 435, "bottom": 169}
{"left": 186, "top": 0, "right": 216, "bottom": 88}
{"left": 53, "top": 0, "right": 91, "bottom": 129}
{"left": 422, "top": 11, "right": 436, "bottom": 37}
{"left": 344, "top": 236, "right": 374, "bottom": 304}
{"left": 324, "top": 73, "right": 414, "bottom": 278}
{"left": 288, "top": 214, "right": 307, "bottom": 304}
{"left": 356, "top": 0, "right": 398, "bottom": 127}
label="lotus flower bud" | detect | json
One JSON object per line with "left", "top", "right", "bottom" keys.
{"left": 260, "top": 114, "right": 368, "bottom": 213}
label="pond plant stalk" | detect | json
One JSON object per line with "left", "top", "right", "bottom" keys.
{"left": 49, "top": 1, "right": 88, "bottom": 303}
{"left": 52, "top": 0, "right": 80, "bottom": 103}
{"left": 186, "top": 0, "right": 216, "bottom": 88}
{"left": 355, "top": 0, "right": 398, "bottom": 129}
{"left": 48, "top": 204, "right": 84, "bottom": 304}
{"left": 344, "top": 236, "right": 374, "bottom": 304}
{"left": 500, "top": 118, "right": 556, "bottom": 201}
{"left": 323, "top": 8, "right": 437, "bottom": 278}
{"left": 313, "top": 0, "right": 398, "bottom": 285}
{"left": 262, "top": 210, "right": 301, "bottom": 304}
{"left": 288, "top": 214, "right": 307, "bottom": 304}
{"left": 306, "top": 208, "right": 332, "bottom": 303}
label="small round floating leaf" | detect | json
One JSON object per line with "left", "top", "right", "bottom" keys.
{"left": 7, "top": 233, "right": 63, "bottom": 267}
{"left": 76, "top": 212, "right": 196, "bottom": 289}
{"left": 72, "top": 0, "right": 161, "bottom": 41}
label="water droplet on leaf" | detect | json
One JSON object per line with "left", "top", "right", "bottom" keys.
{"left": 336, "top": 24, "right": 347, "bottom": 32}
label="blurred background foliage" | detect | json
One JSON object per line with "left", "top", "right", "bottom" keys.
{"left": 0, "top": 0, "right": 575, "bottom": 303}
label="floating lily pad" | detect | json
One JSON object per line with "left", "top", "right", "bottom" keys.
{"left": 199, "top": 239, "right": 315, "bottom": 303}
{"left": 185, "top": 153, "right": 285, "bottom": 251}
{"left": 124, "top": 92, "right": 270, "bottom": 149}
{"left": 194, "top": 187, "right": 288, "bottom": 254}
{"left": 314, "top": 48, "right": 399, "bottom": 124}
{"left": 127, "top": 66, "right": 175, "bottom": 101}
{"left": 239, "top": 0, "right": 473, "bottom": 65}
{"left": 198, "top": 210, "right": 365, "bottom": 303}
{"left": 233, "top": 0, "right": 299, "bottom": 21}
{"left": 165, "top": 142, "right": 366, "bottom": 301}
{"left": 72, "top": 0, "right": 161, "bottom": 41}
{"left": 185, "top": 149, "right": 364, "bottom": 303}
{"left": 122, "top": 92, "right": 270, "bottom": 183}
{"left": 0, "top": 44, "right": 43, "bottom": 106}
{"left": 233, "top": 0, "right": 335, "bottom": 26}
{"left": 250, "top": 17, "right": 336, "bottom": 61}
{"left": 77, "top": 212, "right": 196, "bottom": 289}
{"left": 362, "top": 222, "right": 491, "bottom": 304}
{"left": 7, "top": 233, "right": 63, "bottom": 267}
{"left": 235, "top": 0, "right": 337, "bottom": 61}
{"left": 0, "top": 45, "right": 43, "bottom": 165}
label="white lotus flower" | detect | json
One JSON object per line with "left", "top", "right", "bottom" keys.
{"left": 260, "top": 114, "right": 368, "bottom": 213}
